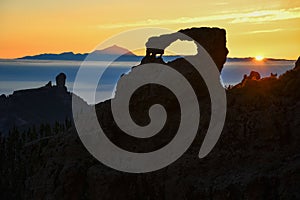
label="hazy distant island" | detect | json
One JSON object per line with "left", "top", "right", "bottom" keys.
{"left": 18, "top": 45, "right": 138, "bottom": 61}
{"left": 0, "top": 27, "right": 299, "bottom": 199}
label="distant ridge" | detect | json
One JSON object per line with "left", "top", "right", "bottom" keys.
{"left": 18, "top": 45, "right": 138, "bottom": 61}
{"left": 19, "top": 52, "right": 88, "bottom": 61}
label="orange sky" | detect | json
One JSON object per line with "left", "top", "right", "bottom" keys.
{"left": 0, "top": 0, "right": 299, "bottom": 59}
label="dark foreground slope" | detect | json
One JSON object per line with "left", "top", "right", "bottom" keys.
{"left": 0, "top": 28, "right": 299, "bottom": 200}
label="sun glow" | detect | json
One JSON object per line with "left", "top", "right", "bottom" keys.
{"left": 255, "top": 55, "right": 264, "bottom": 61}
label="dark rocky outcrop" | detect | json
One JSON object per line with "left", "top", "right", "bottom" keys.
{"left": 142, "top": 27, "right": 228, "bottom": 71}
{"left": 234, "top": 71, "right": 261, "bottom": 88}
{"left": 179, "top": 27, "right": 228, "bottom": 71}
{"left": 56, "top": 73, "right": 66, "bottom": 88}
{"left": 0, "top": 73, "right": 84, "bottom": 134}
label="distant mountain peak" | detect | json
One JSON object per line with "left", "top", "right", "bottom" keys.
{"left": 92, "top": 45, "right": 135, "bottom": 56}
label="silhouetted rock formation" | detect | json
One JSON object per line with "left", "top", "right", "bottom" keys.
{"left": 247, "top": 71, "right": 261, "bottom": 80}
{"left": 141, "top": 48, "right": 165, "bottom": 64}
{"left": 270, "top": 72, "right": 277, "bottom": 78}
{"left": 179, "top": 27, "right": 228, "bottom": 71}
{"left": 116, "top": 28, "right": 227, "bottom": 152}
{"left": 141, "top": 27, "right": 228, "bottom": 71}
{"left": 234, "top": 71, "right": 262, "bottom": 88}
{"left": 56, "top": 73, "right": 66, "bottom": 87}
{"left": 0, "top": 73, "right": 84, "bottom": 134}
{"left": 45, "top": 81, "right": 52, "bottom": 88}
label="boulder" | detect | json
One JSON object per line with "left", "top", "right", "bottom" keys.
{"left": 56, "top": 73, "right": 66, "bottom": 87}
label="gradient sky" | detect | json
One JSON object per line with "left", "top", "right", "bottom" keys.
{"left": 0, "top": 0, "right": 299, "bottom": 59}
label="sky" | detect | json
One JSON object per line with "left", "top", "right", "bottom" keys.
{"left": 0, "top": 0, "right": 299, "bottom": 59}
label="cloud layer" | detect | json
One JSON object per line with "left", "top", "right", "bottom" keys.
{"left": 98, "top": 7, "right": 300, "bottom": 29}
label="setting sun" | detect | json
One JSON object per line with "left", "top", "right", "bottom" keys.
{"left": 255, "top": 55, "right": 264, "bottom": 61}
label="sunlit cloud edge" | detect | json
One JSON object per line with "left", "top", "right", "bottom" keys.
{"left": 97, "top": 7, "right": 300, "bottom": 29}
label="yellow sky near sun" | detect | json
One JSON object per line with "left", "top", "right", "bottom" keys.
{"left": 0, "top": 0, "right": 299, "bottom": 59}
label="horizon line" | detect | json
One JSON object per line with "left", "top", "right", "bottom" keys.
{"left": 0, "top": 55, "right": 296, "bottom": 61}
